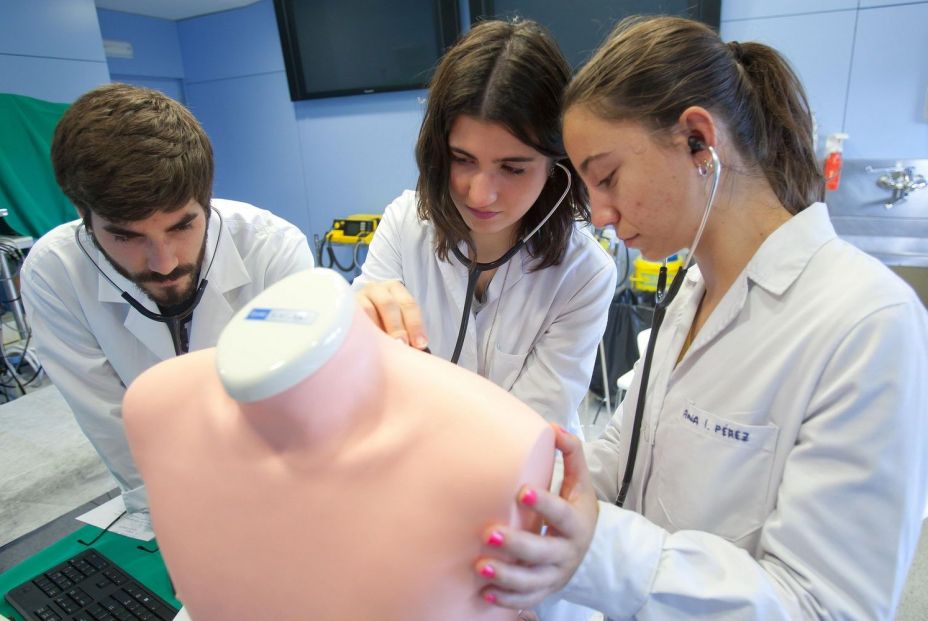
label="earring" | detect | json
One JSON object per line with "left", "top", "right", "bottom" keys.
{"left": 696, "top": 159, "right": 714, "bottom": 177}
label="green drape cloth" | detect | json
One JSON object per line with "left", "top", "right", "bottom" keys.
{"left": 0, "top": 93, "right": 76, "bottom": 239}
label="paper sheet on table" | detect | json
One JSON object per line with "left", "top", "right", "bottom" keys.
{"left": 76, "top": 495, "right": 155, "bottom": 541}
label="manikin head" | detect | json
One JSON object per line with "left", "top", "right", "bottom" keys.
{"left": 216, "top": 268, "right": 356, "bottom": 405}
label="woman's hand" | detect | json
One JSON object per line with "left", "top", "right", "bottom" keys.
{"left": 476, "top": 425, "right": 600, "bottom": 610}
{"left": 355, "top": 280, "right": 429, "bottom": 349}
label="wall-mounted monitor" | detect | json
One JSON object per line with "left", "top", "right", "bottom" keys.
{"left": 468, "top": 0, "right": 722, "bottom": 69}
{"left": 274, "top": 0, "right": 461, "bottom": 101}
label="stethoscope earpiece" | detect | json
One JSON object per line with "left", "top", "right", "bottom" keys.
{"left": 689, "top": 137, "right": 716, "bottom": 176}
{"left": 687, "top": 135, "right": 706, "bottom": 153}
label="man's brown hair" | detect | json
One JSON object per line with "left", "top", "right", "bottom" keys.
{"left": 52, "top": 83, "right": 213, "bottom": 224}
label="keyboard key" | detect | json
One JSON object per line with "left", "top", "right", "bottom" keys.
{"left": 32, "top": 606, "right": 61, "bottom": 621}
{"left": 103, "top": 568, "right": 127, "bottom": 585}
{"left": 111, "top": 606, "right": 134, "bottom": 621}
{"left": 71, "top": 558, "right": 99, "bottom": 576}
{"left": 53, "top": 595, "right": 78, "bottom": 614}
{"left": 123, "top": 584, "right": 144, "bottom": 598}
{"left": 84, "top": 552, "right": 109, "bottom": 570}
{"left": 70, "top": 587, "right": 93, "bottom": 608}
{"left": 113, "top": 590, "right": 134, "bottom": 607}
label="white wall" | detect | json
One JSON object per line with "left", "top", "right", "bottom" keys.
{"left": 721, "top": 0, "right": 928, "bottom": 159}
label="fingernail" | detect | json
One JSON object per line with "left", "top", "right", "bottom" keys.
{"left": 483, "top": 592, "right": 497, "bottom": 604}
{"left": 414, "top": 336, "right": 429, "bottom": 349}
{"left": 558, "top": 425, "right": 569, "bottom": 434}
{"left": 480, "top": 564, "right": 496, "bottom": 578}
{"left": 486, "top": 530, "right": 504, "bottom": 547}
{"left": 520, "top": 488, "right": 537, "bottom": 506}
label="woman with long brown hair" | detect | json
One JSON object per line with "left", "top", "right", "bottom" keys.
{"left": 353, "top": 20, "right": 616, "bottom": 434}
{"left": 477, "top": 16, "right": 927, "bottom": 620}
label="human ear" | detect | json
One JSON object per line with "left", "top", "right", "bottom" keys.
{"left": 676, "top": 106, "right": 718, "bottom": 167}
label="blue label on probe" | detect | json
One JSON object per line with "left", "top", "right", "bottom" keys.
{"left": 245, "top": 307, "right": 316, "bottom": 325}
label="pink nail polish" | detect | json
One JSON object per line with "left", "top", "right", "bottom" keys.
{"left": 483, "top": 592, "right": 497, "bottom": 604}
{"left": 486, "top": 530, "right": 504, "bottom": 547}
{"left": 520, "top": 488, "right": 537, "bottom": 506}
{"left": 480, "top": 564, "right": 496, "bottom": 578}
{"left": 558, "top": 425, "right": 569, "bottom": 434}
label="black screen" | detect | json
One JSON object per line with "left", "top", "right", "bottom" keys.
{"left": 469, "top": 0, "right": 721, "bottom": 69}
{"left": 274, "top": 0, "right": 460, "bottom": 100}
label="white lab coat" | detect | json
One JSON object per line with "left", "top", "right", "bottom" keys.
{"left": 21, "top": 199, "right": 314, "bottom": 512}
{"left": 553, "top": 203, "right": 928, "bottom": 619}
{"left": 353, "top": 190, "right": 617, "bottom": 435}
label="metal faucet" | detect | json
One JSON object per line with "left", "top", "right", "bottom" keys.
{"left": 865, "top": 163, "right": 927, "bottom": 209}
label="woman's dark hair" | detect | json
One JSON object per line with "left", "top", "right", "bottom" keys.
{"left": 565, "top": 16, "right": 823, "bottom": 214}
{"left": 416, "top": 19, "right": 588, "bottom": 268}
{"left": 52, "top": 83, "right": 213, "bottom": 225}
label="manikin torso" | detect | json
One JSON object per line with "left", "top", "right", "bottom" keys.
{"left": 124, "top": 269, "right": 555, "bottom": 621}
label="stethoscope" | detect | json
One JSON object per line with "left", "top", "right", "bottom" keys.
{"left": 615, "top": 138, "right": 722, "bottom": 507}
{"left": 74, "top": 207, "right": 223, "bottom": 356}
{"left": 448, "top": 162, "right": 572, "bottom": 364}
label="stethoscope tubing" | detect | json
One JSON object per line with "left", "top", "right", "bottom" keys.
{"left": 448, "top": 163, "right": 572, "bottom": 364}
{"left": 74, "top": 206, "right": 223, "bottom": 356}
{"left": 615, "top": 146, "right": 721, "bottom": 507}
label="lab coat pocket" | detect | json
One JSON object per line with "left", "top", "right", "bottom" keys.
{"left": 655, "top": 402, "right": 779, "bottom": 543}
{"left": 489, "top": 346, "right": 529, "bottom": 392}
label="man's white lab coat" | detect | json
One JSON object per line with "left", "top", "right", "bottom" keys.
{"left": 21, "top": 199, "right": 313, "bottom": 511}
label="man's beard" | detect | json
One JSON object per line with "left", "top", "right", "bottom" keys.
{"left": 90, "top": 232, "right": 208, "bottom": 308}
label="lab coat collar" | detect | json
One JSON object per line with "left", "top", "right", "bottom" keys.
{"left": 672, "top": 203, "right": 835, "bottom": 364}
{"left": 91, "top": 207, "right": 251, "bottom": 360}
{"left": 198, "top": 206, "right": 252, "bottom": 294}
{"left": 744, "top": 202, "right": 836, "bottom": 296}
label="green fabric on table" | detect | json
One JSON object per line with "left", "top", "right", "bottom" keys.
{"left": 0, "top": 525, "right": 182, "bottom": 620}
{"left": 0, "top": 93, "right": 77, "bottom": 239}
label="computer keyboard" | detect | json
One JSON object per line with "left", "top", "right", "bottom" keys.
{"left": 4, "top": 548, "right": 179, "bottom": 621}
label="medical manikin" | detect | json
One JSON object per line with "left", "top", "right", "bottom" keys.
{"left": 123, "top": 268, "right": 555, "bottom": 621}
